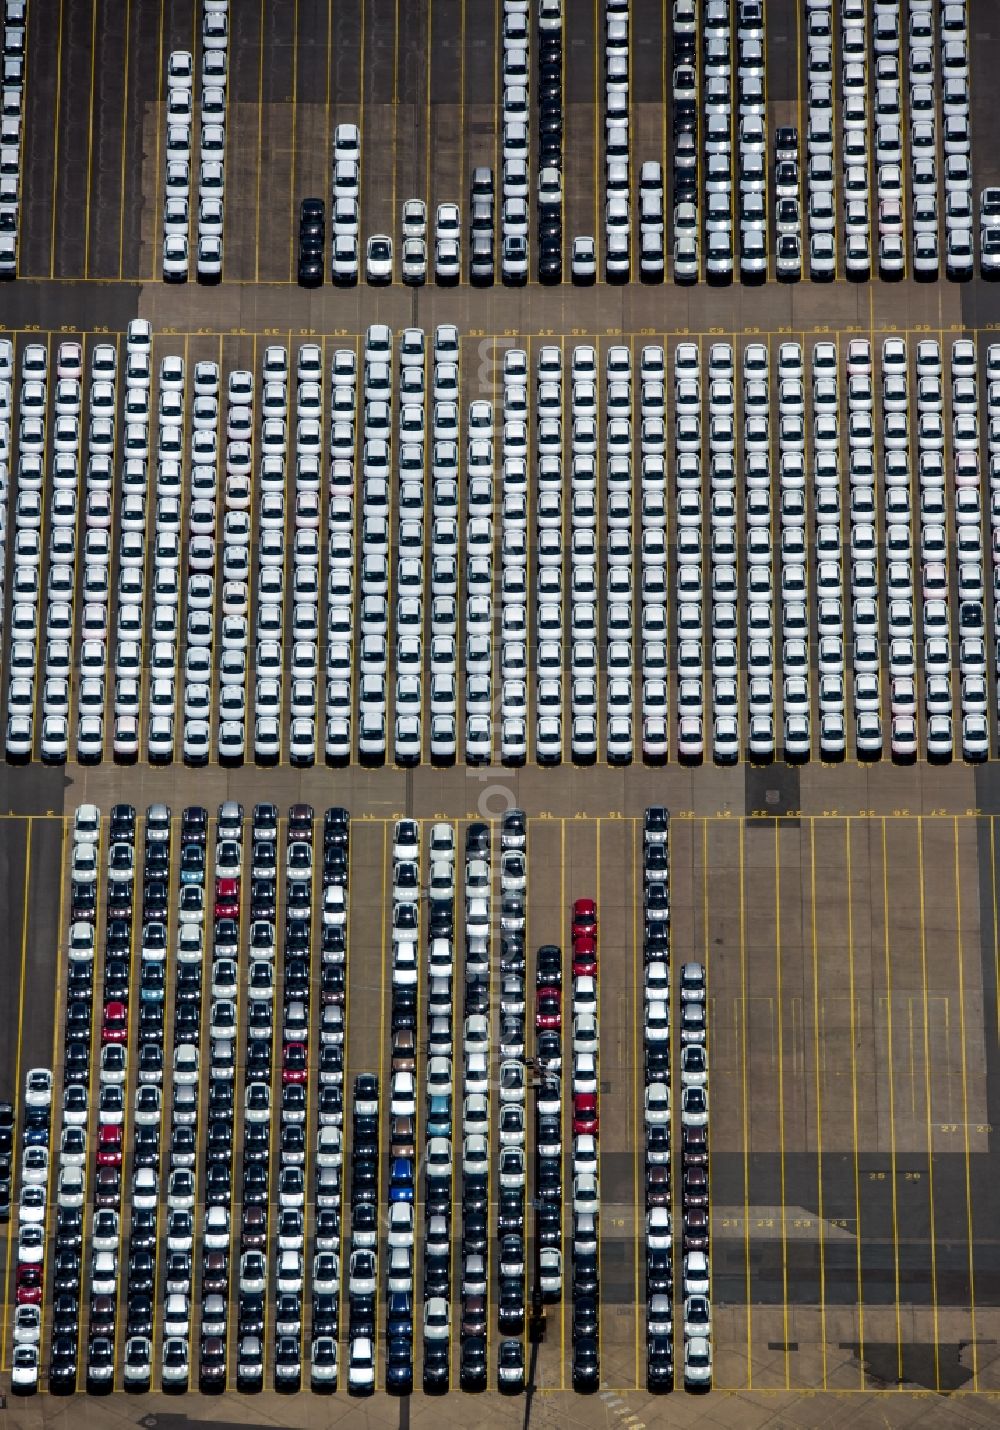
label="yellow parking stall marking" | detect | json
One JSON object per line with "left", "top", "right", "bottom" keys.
{"left": 593, "top": 0, "right": 599, "bottom": 271}
{"left": 374, "top": 819, "right": 389, "bottom": 1387}
{"left": 880, "top": 820, "right": 904, "bottom": 1382}
{"left": 424, "top": 0, "right": 432, "bottom": 212}
{"left": 559, "top": 816, "right": 566, "bottom": 1389}
{"left": 390, "top": 0, "right": 400, "bottom": 246}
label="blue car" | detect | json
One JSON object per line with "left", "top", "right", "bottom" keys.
{"left": 388, "top": 1157, "right": 414, "bottom": 1203}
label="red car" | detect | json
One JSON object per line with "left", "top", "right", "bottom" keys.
{"left": 573, "top": 1092, "right": 599, "bottom": 1136}
{"left": 282, "top": 1041, "right": 307, "bottom": 1084}
{"left": 572, "top": 898, "right": 597, "bottom": 940}
{"left": 535, "top": 985, "right": 561, "bottom": 1032}
{"left": 96, "top": 1123, "right": 122, "bottom": 1167}
{"left": 15, "top": 1265, "right": 42, "bottom": 1304}
{"left": 101, "top": 999, "right": 128, "bottom": 1044}
{"left": 214, "top": 877, "right": 240, "bottom": 919}
{"left": 571, "top": 934, "right": 598, "bottom": 976}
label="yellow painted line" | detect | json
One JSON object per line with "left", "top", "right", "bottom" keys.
{"left": 737, "top": 818, "right": 751, "bottom": 1384}
{"left": 559, "top": 815, "right": 566, "bottom": 1390}
{"left": 952, "top": 817, "right": 978, "bottom": 1388}
{"left": 458, "top": 0, "right": 466, "bottom": 205}
{"left": 992, "top": 820, "right": 1000, "bottom": 1045}
{"left": 49, "top": 0, "right": 66, "bottom": 279}
{"left": 844, "top": 818, "right": 865, "bottom": 1385}
{"left": 914, "top": 817, "right": 941, "bottom": 1388}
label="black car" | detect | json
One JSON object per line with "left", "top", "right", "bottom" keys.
{"left": 52, "top": 1292, "right": 79, "bottom": 1335}
{"left": 132, "top": 1125, "right": 160, "bottom": 1169}
{"left": 71, "top": 882, "right": 97, "bottom": 921}
{"left": 573, "top": 1334, "right": 600, "bottom": 1390}
{"left": 323, "top": 844, "right": 348, "bottom": 884}
{"left": 647, "top": 1333, "right": 674, "bottom": 1390}
{"left": 536, "top": 943, "right": 562, "bottom": 984}
{"left": 253, "top": 801, "right": 278, "bottom": 835}
{"left": 64, "top": 1040, "right": 90, "bottom": 1087}
{"left": 250, "top": 879, "right": 275, "bottom": 921}
{"left": 349, "top": 1291, "right": 375, "bottom": 1337}
{"left": 181, "top": 806, "right": 207, "bottom": 844}
{"left": 573, "top": 1293, "right": 598, "bottom": 1341}
{"left": 460, "top": 1334, "right": 487, "bottom": 1391}
{"left": 283, "top": 957, "right": 309, "bottom": 998}
{"left": 497, "top": 1276, "right": 524, "bottom": 1333}
{"left": 423, "top": 1340, "right": 449, "bottom": 1391}
{"left": 56, "top": 1206, "right": 83, "bottom": 1252}
{"left": 387, "top": 1291, "right": 413, "bottom": 1340}
{"left": 129, "top": 1208, "right": 156, "bottom": 1251}
{"left": 285, "top": 920, "right": 310, "bottom": 955}
{"left": 465, "top": 821, "right": 490, "bottom": 856}
{"left": 498, "top": 1188, "right": 524, "bottom": 1235}
{"left": 312, "top": 1292, "right": 339, "bottom": 1336}
{"left": 239, "top": 1291, "right": 265, "bottom": 1337}
{"left": 205, "top": 1161, "right": 231, "bottom": 1206}
{"left": 53, "top": 1248, "right": 81, "bottom": 1292}
{"left": 572, "top": 1251, "right": 599, "bottom": 1298}
{"left": 246, "top": 1040, "right": 271, "bottom": 1077}
{"left": 646, "top": 1247, "right": 673, "bottom": 1297}
{"left": 463, "top": 1172, "right": 488, "bottom": 1215}
{"left": 243, "top": 1162, "right": 268, "bottom": 1205}
{"left": 143, "top": 879, "right": 168, "bottom": 920}
{"left": 386, "top": 1335, "right": 412, "bottom": 1393}
{"left": 49, "top": 1332, "right": 78, "bottom": 1392}
{"left": 538, "top": 1204, "right": 562, "bottom": 1248}
{"left": 127, "top": 1251, "right": 154, "bottom": 1295}
{"left": 462, "top": 1210, "right": 488, "bottom": 1256}
{"left": 352, "top": 1157, "right": 377, "bottom": 1203}
{"left": 208, "top": 1078, "right": 234, "bottom": 1117}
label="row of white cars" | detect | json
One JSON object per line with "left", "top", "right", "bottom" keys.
{"left": 162, "top": 1, "right": 230, "bottom": 281}
{"left": 0, "top": 0, "right": 25, "bottom": 277}
{"left": 804, "top": 0, "right": 974, "bottom": 279}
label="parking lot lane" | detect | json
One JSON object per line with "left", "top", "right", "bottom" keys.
{"left": 343, "top": 816, "right": 388, "bottom": 1378}
{"left": 522, "top": 814, "right": 560, "bottom": 1389}
{"left": 358, "top": 0, "right": 398, "bottom": 251}
{"left": 810, "top": 819, "right": 865, "bottom": 1388}
{"left": 427, "top": 0, "right": 462, "bottom": 222}
{"left": 0, "top": 817, "right": 28, "bottom": 1193}
{"left": 595, "top": 814, "right": 639, "bottom": 1391}
{"left": 255, "top": 0, "right": 296, "bottom": 285}
{"left": 49, "top": 0, "right": 94, "bottom": 281}
{"left": 222, "top": 0, "right": 267, "bottom": 283}
{"left": 19, "top": 0, "right": 62, "bottom": 279}
{"left": 394, "top": 0, "right": 425, "bottom": 221}
{"left": 84, "top": 0, "right": 128, "bottom": 281}
{"left": 696, "top": 818, "right": 746, "bottom": 1383}
{"left": 561, "top": 1, "right": 596, "bottom": 277}
{"left": 559, "top": 816, "right": 597, "bottom": 1390}
{"left": 738, "top": 817, "right": 789, "bottom": 1388}
{"left": 120, "top": 0, "right": 162, "bottom": 282}
{"left": 462, "top": 0, "right": 495, "bottom": 202}
{"left": 289, "top": 0, "right": 334, "bottom": 232}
